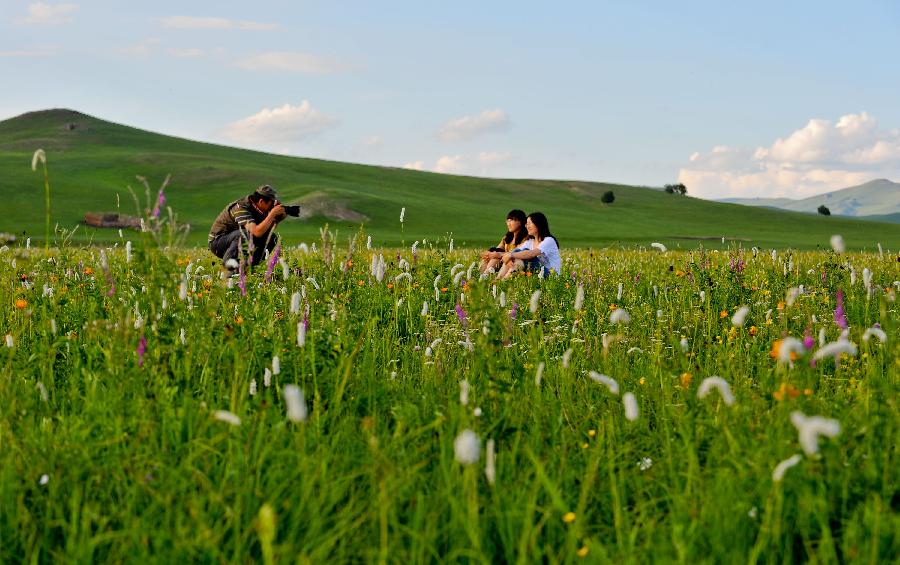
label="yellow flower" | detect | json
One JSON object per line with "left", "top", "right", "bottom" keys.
{"left": 680, "top": 372, "right": 693, "bottom": 389}
{"left": 562, "top": 512, "right": 576, "bottom": 523}
{"left": 577, "top": 546, "right": 589, "bottom": 558}
{"left": 639, "top": 377, "right": 646, "bottom": 385}
{"left": 749, "top": 325, "right": 758, "bottom": 336}
{"left": 587, "top": 429, "right": 596, "bottom": 438}
{"left": 608, "top": 303, "right": 618, "bottom": 311}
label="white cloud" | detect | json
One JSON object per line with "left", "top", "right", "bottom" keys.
{"left": 0, "top": 47, "right": 55, "bottom": 57}
{"left": 437, "top": 109, "right": 510, "bottom": 141}
{"left": 679, "top": 112, "right": 900, "bottom": 199}
{"left": 477, "top": 151, "right": 512, "bottom": 166}
{"left": 19, "top": 2, "right": 78, "bottom": 25}
{"left": 402, "top": 161, "right": 424, "bottom": 171}
{"left": 121, "top": 38, "right": 161, "bottom": 57}
{"left": 167, "top": 48, "right": 205, "bottom": 59}
{"left": 221, "top": 101, "right": 338, "bottom": 146}
{"left": 434, "top": 155, "right": 465, "bottom": 174}
{"left": 362, "top": 136, "right": 383, "bottom": 148}
{"left": 234, "top": 52, "right": 347, "bottom": 74}
{"left": 160, "top": 16, "right": 276, "bottom": 30}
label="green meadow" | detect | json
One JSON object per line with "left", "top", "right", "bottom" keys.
{"left": 1, "top": 220, "right": 898, "bottom": 561}
{"left": 2, "top": 108, "right": 900, "bottom": 250}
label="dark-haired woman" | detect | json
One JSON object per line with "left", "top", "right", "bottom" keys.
{"left": 480, "top": 209, "right": 528, "bottom": 274}
{"left": 497, "top": 212, "right": 561, "bottom": 278}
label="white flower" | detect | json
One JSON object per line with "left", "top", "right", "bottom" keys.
{"left": 830, "top": 234, "right": 845, "bottom": 253}
{"left": 272, "top": 356, "right": 281, "bottom": 375}
{"left": 306, "top": 276, "right": 320, "bottom": 290}
{"left": 290, "top": 292, "right": 301, "bottom": 315}
{"left": 778, "top": 337, "right": 806, "bottom": 364}
{"left": 225, "top": 258, "right": 239, "bottom": 270}
{"left": 178, "top": 278, "right": 188, "bottom": 301}
{"left": 588, "top": 371, "right": 619, "bottom": 395}
{"left": 535, "top": 362, "right": 545, "bottom": 386}
{"left": 452, "top": 270, "right": 466, "bottom": 286}
{"left": 179, "top": 327, "right": 186, "bottom": 345}
{"left": 562, "top": 348, "right": 573, "bottom": 368}
{"left": 574, "top": 284, "right": 584, "bottom": 311}
{"left": 399, "top": 207, "right": 405, "bottom": 223}
{"left": 790, "top": 411, "right": 840, "bottom": 456}
{"left": 421, "top": 301, "right": 429, "bottom": 316}
{"left": 459, "top": 379, "right": 470, "bottom": 406}
{"left": 453, "top": 429, "right": 480, "bottom": 465}
{"left": 297, "top": 321, "right": 306, "bottom": 347}
{"left": 772, "top": 454, "right": 802, "bottom": 482}
{"left": 623, "top": 392, "right": 639, "bottom": 421}
{"left": 617, "top": 282, "right": 623, "bottom": 300}
{"left": 863, "top": 268, "right": 872, "bottom": 289}
{"left": 284, "top": 384, "right": 308, "bottom": 422}
{"left": 125, "top": 241, "right": 132, "bottom": 263}
{"left": 609, "top": 308, "right": 630, "bottom": 324}
{"left": 4, "top": 334, "right": 13, "bottom": 348}
{"left": 366, "top": 235, "right": 372, "bottom": 249}
{"left": 679, "top": 337, "right": 689, "bottom": 352}
{"left": 697, "top": 376, "right": 735, "bottom": 405}
{"left": 485, "top": 439, "right": 496, "bottom": 485}
{"left": 39, "top": 474, "right": 50, "bottom": 486}
{"left": 626, "top": 347, "right": 643, "bottom": 354}
{"left": 249, "top": 379, "right": 257, "bottom": 396}
{"left": 263, "top": 368, "right": 272, "bottom": 388}
{"left": 650, "top": 242, "right": 667, "bottom": 252}
{"left": 699, "top": 290, "right": 706, "bottom": 303}
{"left": 213, "top": 410, "right": 242, "bottom": 426}
{"left": 638, "top": 457, "right": 653, "bottom": 471}
{"left": 32, "top": 148, "right": 46, "bottom": 171}
{"left": 813, "top": 340, "right": 857, "bottom": 361}
{"left": 862, "top": 326, "right": 887, "bottom": 343}
{"left": 280, "top": 258, "right": 290, "bottom": 280}
{"left": 398, "top": 258, "right": 410, "bottom": 271}
{"left": 529, "top": 290, "right": 541, "bottom": 313}
{"left": 395, "top": 272, "right": 412, "bottom": 283}
{"left": 430, "top": 338, "right": 443, "bottom": 349}
{"left": 731, "top": 306, "right": 750, "bottom": 327}
{"left": 473, "top": 407, "right": 482, "bottom": 417}
{"left": 786, "top": 287, "right": 800, "bottom": 307}
{"left": 499, "top": 291, "right": 506, "bottom": 308}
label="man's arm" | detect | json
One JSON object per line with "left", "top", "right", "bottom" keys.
{"left": 244, "top": 205, "right": 285, "bottom": 238}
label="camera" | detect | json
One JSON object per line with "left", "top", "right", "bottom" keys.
{"left": 283, "top": 205, "right": 301, "bottom": 217}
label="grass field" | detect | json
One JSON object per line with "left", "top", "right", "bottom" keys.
{"left": 1, "top": 217, "right": 898, "bottom": 561}
{"left": 3, "top": 109, "right": 900, "bottom": 250}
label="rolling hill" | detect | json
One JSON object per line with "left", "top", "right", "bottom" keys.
{"left": 1, "top": 108, "right": 899, "bottom": 250}
{"left": 721, "top": 179, "right": 900, "bottom": 217}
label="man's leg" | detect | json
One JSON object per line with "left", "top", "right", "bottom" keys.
{"left": 250, "top": 233, "right": 278, "bottom": 266}
{"left": 210, "top": 231, "right": 245, "bottom": 268}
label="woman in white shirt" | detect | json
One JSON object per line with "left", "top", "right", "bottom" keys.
{"left": 497, "top": 212, "right": 561, "bottom": 278}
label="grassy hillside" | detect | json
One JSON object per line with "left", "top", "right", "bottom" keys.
{"left": 1, "top": 109, "right": 898, "bottom": 250}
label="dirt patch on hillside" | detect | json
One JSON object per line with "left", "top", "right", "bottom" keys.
{"left": 289, "top": 192, "right": 368, "bottom": 223}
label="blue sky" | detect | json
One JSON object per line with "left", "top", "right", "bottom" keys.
{"left": 2, "top": 0, "right": 899, "bottom": 199}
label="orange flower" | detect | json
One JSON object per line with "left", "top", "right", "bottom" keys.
{"left": 679, "top": 372, "right": 693, "bottom": 389}
{"left": 235, "top": 316, "right": 244, "bottom": 325}
{"left": 776, "top": 301, "right": 785, "bottom": 310}
{"left": 675, "top": 269, "right": 685, "bottom": 277}
{"left": 803, "top": 388, "right": 813, "bottom": 396}
{"left": 386, "top": 282, "right": 394, "bottom": 289}
{"left": 749, "top": 325, "right": 758, "bottom": 336}
{"left": 719, "top": 310, "right": 728, "bottom": 319}
{"left": 769, "top": 339, "right": 798, "bottom": 361}
{"left": 608, "top": 303, "right": 618, "bottom": 311}
{"left": 441, "top": 287, "right": 448, "bottom": 292}
{"left": 347, "top": 259, "right": 353, "bottom": 267}
{"left": 358, "top": 280, "right": 365, "bottom": 286}
{"left": 773, "top": 382, "right": 800, "bottom": 401}
{"left": 14, "top": 298, "right": 27, "bottom": 309}
{"left": 83, "top": 267, "right": 94, "bottom": 275}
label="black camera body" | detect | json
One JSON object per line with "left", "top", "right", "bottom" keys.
{"left": 283, "top": 205, "right": 301, "bottom": 217}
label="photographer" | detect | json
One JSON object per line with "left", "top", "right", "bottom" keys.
{"left": 208, "top": 185, "right": 299, "bottom": 270}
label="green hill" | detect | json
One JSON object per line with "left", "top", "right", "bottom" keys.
{"left": 1, "top": 108, "right": 897, "bottom": 250}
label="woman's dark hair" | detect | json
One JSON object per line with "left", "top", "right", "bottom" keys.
{"left": 503, "top": 209, "right": 528, "bottom": 245}
{"left": 527, "top": 212, "right": 558, "bottom": 245}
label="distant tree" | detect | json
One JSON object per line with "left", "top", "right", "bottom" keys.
{"left": 818, "top": 205, "right": 831, "bottom": 216}
{"left": 601, "top": 191, "right": 615, "bottom": 204}
{"left": 664, "top": 183, "right": 687, "bottom": 195}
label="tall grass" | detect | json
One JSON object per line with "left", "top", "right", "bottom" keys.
{"left": 1, "top": 236, "right": 897, "bottom": 562}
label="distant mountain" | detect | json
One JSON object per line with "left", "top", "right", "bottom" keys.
{"left": 719, "top": 179, "right": 900, "bottom": 217}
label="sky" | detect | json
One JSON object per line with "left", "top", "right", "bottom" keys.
{"left": 2, "top": 0, "right": 900, "bottom": 200}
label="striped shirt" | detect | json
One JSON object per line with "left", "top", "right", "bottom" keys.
{"left": 208, "top": 197, "right": 266, "bottom": 242}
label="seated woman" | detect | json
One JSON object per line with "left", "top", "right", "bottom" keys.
{"left": 497, "top": 212, "right": 561, "bottom": 279}
{"left": 480, "top": 209, "right": 528, "bottom": 274}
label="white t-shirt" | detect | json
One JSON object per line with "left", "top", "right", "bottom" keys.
{"left": 521, "top": 236, "right": 561, "bottom": 274}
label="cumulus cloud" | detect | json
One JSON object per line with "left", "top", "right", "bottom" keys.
{"left": 0, "top": 47, "right": 55, "bottom": 57}
{"left": 221, "top": 101, "right": 338, "bottom": 146}
{"left": 402, "top": 161, "right": 424, "bottom": 171}
{"left": 160, "top": 16, "right": 276, "bottom": 30}
{"left": 234, "top": 52, "right": 348, "bottom": 74}
{"left": 437, "top": 109, "right": 510, "bottom": 141}
{"left": 434, "top": 155, "right": 465, "bottom": 174}
{"left": 679, "top": 112, "right": 900, "bottom": 199}
{"left": 19, "top": 2, "right": 78, "bottom": 25}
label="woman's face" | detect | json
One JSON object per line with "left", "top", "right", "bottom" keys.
{"left": 525, "top": 217, "right": 538, "bottom": 236}
{"left": 506, "top": 217, "right": 521, "bottom": 231}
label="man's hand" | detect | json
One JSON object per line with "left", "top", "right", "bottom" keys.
{"left": 269, "top": 204, "right": 286, "bottom": 221}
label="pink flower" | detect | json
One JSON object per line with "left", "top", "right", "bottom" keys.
{"left": 137, "top": 334, "right": 147, "bottom": 367}
{"left": 834, "top": 289, "right": 847, "bottom": 329}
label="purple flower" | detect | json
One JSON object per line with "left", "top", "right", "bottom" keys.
{"left": 265, "top": 244, "right": 281, "bottom": 282}
{"left": 455, "top": 303, "right": 468, "bottom": 326}
{"left": 821, "top": 270, "right": 827, "bottom": 283}
{"left": 803, "top": 328, "right": 815, "bottom": 350}
{"left": 238, "top": 260, "right": 247, "bottom": 296}
{"left": 834, "top": 289, "right": 847, "bottom": 329}
{"left": 137, "top": 334, "right": 147, "bottom": 367}
{"left": 151, "top": 188, "right": 166, "bottom": 218}
{"left": 510, "top": 302, "right": 518, "bottom": 319}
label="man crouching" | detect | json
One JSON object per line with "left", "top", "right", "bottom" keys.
{"left": 208, "top": 185, "right": 287, "bottom": 271}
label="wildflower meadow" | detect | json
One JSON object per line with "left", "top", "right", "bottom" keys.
{"left": 1, "top": 220, "right": 898, "bottom": 562}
